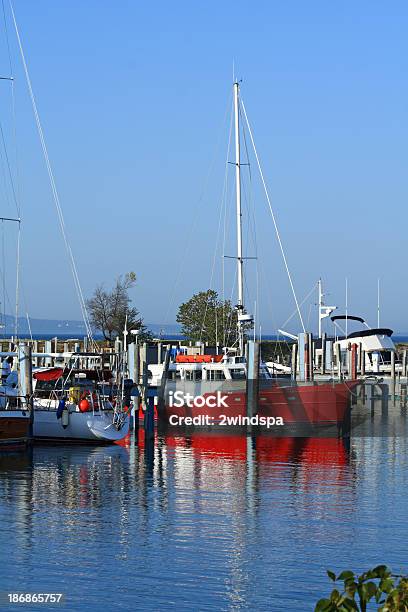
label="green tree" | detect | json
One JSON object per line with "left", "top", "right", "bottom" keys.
{"left": 87, "top": 272, "right": 150, "bottom": 342}
{"left": 176, "top": 289, "right": 241, "bottom": 346}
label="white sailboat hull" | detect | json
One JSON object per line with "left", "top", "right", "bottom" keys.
{"left": 33, "top": 406, "right": 129, "bottom": 442}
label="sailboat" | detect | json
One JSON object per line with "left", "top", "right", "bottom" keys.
{"left": 0, "top": 351, "right": 130, "bottom": 442}
{"left": 156, "top": 81, "right": 357, "bottom": 431}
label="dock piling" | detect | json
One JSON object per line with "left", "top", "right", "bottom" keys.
{"left": 391, "top": 351, "right": 396, "bottom": 380}
{"left": 157, "top": 347, "right": 171, "bottom": 421}
{"left": 246, "top": 340, "right": 260, "bottom": 419}
{"left": 335, "top": 344, "right": 342, "bottom": 380}
{"left": 321, "top": 333, "right": 326, "bottom": 375}
{"left": 144, "top": 395, "right": 154, "bottom": 439}
{"left": 291, "top": 343, "right": 298, "bottom": 380}
{"left": 18, "top": 343, "right": 33, "bottom": 438}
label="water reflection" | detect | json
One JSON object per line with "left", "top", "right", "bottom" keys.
{"left": 1, "top": 396, "right": 408, "bottom": 610}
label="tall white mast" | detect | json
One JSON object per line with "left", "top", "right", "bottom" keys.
{"left": 377, "top": 278, "right": 380, "bottom": 328}
{"left": 234, "top": 81, "right": 245, "bottom": 354}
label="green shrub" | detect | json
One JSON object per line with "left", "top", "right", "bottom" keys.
{"left": 315, "top": 566, "right": 408, "bottom": 611}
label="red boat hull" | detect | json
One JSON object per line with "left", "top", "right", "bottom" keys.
{"left": 141, "top": 380, "right": 358, "bottom": 429}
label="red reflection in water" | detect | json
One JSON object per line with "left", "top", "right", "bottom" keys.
{"left": 131, "top": 427, "right": 349, "bottom": 468}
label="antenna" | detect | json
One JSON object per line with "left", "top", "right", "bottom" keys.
{"left": 377, "top": 278, "right": 380, "bottom": 328}
{"left": 318, "top": 278, "right": 336, "bottom": 338}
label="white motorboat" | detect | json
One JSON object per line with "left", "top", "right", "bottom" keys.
{"left": 331, "top": 315, "right": 396, "bottom": 374}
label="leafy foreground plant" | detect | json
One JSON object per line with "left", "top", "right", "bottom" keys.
{"left": 315, "top": 565, "right": 408, "bottom": 611}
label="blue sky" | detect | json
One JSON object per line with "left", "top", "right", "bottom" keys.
{"left": 0, "top": 1, "right": 406, "bottom": 334}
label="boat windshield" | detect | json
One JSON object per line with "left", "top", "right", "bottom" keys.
{"left": 230, "top": 368, "right": 246, "bottom": 380}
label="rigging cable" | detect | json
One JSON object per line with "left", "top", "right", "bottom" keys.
{"left": 9, "top": 1, "right": 94, "bottom": 344}
{"left": 240, "top": 98, "right": 305, "bottom": 333}
{"left": 280, "top": 281, "right": 318, "bottom": 331}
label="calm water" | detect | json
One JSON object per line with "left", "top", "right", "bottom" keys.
{"left": 1, "top": 417, "right": 408, "bottom": 610}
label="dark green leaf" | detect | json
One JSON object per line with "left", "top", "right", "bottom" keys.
{"left": 337, "top": 571, "right": 355, "bottom": 582}
{"left": 357, "top": 583, "right": 368, "bottom": 603}
{"left": 330, "top": 589, "right": 341, "bottom": 602}
{"left": 341, "top": 598, "right": 359, "bottom": 611}
{"left": 379, "top": 577, "right": 395, "bottom": 594}
{"left": 372, "top": 565, "right": 390, "bottom": 578}
{"left": 314, "top": 598, "right": 333, "bottom": 612}
{"left": 345, "top": 582, "right": 357, "bottom": 596}
{"left": 365, "top": 581, "right": 379, "bottom": 600}
{"left": 327, "top": 570, "right": 337, "bottom": 582}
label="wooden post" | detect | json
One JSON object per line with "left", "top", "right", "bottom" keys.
{"left": 335, "top": 344, "right": 342, "bottom": 380}
{"left": 390, "top": 351, "right": 396, "bottom": 404}
{"left": 128, "top": 341, "right": 140, "bottom": 386}
{"left": 350, "top": 343, "right": 358, "bottom": 380}
{"left": 298, "top": 333, "right": 306, "bottom": 382}
{"left": 291, "top": 343, "right": 298, "bottom": 380}
{"left": 304, "top": 334, "right": 310, "bottom": 381}
{"left": 33, "top": 340, "right": 38, "bottom": 367}
{"left": 368, "top": 382, "right": 375, "bottom": 415}
{"left": 246, "top": 340, "right": 260, "bottom": 419}
{"left": 321, "top": 333, "right": 326, "bottom": 375}
{"left": 157, "top": 348, "right": 171, "bottom": 421}
{"left": 401, "top": 383, "right": 407, "bottom": 409}
{"left": 18, "top": 343, "right": 33, "bottom": 438}
{"left": 45, "top": 340, "right": 52, "bottom": 367}
{"left": 403, "top": 350, "right": 407, "bottom": 378}
{"left": 360, "top": 343, "right": 365, "bottom": 376}
{"left": 132, "top": 392, "right": 139, "bottom": 434}
{"left": 140, "top": 342, "right": 147, "bottom": 378}
{"left": 74, "top": 342, "right": 80, "bottom": 369}
{"left": 380, "top": 382, "right": 389, "bottom": 415}
{"left": 141, "top": 361, "right": 153, "bottom": 438}
{"left": 143, "top": 395, "right": 154, "bottom": 439}
{"left": 308, "top": 333, "right": 314, "bottom": 381}
{"left": 63, "top": 342, "right": 69, "bottom": 366}
{"left": 391, "top": 350, "right": 396, "bottom": 380}
{"left": 303, "top": 333, "right": 313, "bottom": 382}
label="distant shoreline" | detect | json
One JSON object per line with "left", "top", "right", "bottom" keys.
{"left": 5, "top": 333, "right": 408, "bottom": 343}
